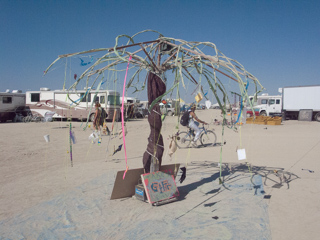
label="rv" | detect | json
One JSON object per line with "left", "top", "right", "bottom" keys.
{"left": 26, "top": 88, "right": 121, "bottom": 121}
{"left": 0, "top": 90, "right": 26, "bottom": 122}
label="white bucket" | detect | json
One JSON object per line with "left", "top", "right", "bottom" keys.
{"left": 44, "top": 135, "right": 50, "bottom": 143}
{"left": 89, "top": 132, "right": 98, "bottom": 143}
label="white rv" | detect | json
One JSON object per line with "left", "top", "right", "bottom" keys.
{"left": 26, "top": 88, "right": 121, "bottom": 121}
{"left": 0, "top": 90, "right": 26, "bottom": 122}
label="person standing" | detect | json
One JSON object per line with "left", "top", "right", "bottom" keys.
{"left": 93, "top": 102, "right": 102, "bottom": 132}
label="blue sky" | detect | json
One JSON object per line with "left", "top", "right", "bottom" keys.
{"left": 1, "top": 0, "right": 319, "bottom": 102}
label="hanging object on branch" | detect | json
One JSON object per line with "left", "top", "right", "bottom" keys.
{"left": 80, "top": 56, "right": 94, "bottom": 66}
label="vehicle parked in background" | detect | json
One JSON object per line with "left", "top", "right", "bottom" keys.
{"left": 135, "top": 102, "right": 148, "bottom": 118}
{"left": 282, "top": 85, "right": 320, "bottom": 121}
{"left": 210, "top": 103, "right": 220, "bottom": 109}
{"left": 196, "top": 103, "right": 206, "bottom": 110}
{"left": 161, "top": 99, "right": 182, "bottom": 116}
{"left": 0, "top": 90, "right": 26, "bottom": 122}
{"left": 120, "top": 97, "right": 145, "bottom": 119}
{"left": 248, "top": 94, "right": 282, "bottom": 107}
{"left": 120, "top": 97, "right": 140, "bottom": 105}
{"left": 160, "top": 102, "right": 175, "bottom": 116}
{"left": 26, "top": 88, "right": 121, "bottom": 122}
{"left": 247, "top": 85, "right": 320, "bottom": 122}
{"left": 246, "top": 94, "right": 281, "bottom": 116}
{"left": 255, "top": 97, "right": 282, "bottom": 117}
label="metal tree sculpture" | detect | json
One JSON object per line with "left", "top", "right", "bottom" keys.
{"left": 44, "top": 29, "right": 263, "bottom": 173}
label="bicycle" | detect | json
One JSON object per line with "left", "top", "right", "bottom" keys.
{"left": 175, "top": 124, "right": 217, "bottom": 148}
{"left": 23, "top": 112, "right": 42, "bottom": 123}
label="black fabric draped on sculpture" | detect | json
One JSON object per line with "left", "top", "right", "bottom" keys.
{"left": 142, "top": 72, "right": 166, "bottom": 173}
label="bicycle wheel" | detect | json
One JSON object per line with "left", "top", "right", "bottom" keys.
{"left": 200, "top": 130, "right": 217, "bottom": 147}
{"left": 34, "top": 116, "right": 41, "bottom": 122}
{"left": 175, "top": 131, "right": 192, "bottom": 148}
{"left": 24, "top": 116, "right": 32, "bottom": 122}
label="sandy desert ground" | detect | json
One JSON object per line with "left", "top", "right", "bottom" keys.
{"left": 0, "top": 109, "right": 319, "bottom": 240}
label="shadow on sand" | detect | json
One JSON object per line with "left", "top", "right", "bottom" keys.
{"left": 178, "top": 161, "right": 300, "bottom": 200}
{"left": 175, "top": 161, "right": 299, "bottom": 220}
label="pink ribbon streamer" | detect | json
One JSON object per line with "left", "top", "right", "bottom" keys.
{"left": 122, "top": 56, "right": 132, "bottom": 179}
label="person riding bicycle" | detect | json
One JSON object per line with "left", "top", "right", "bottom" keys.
{"left": 188, "top": 104, "right": 208, "bottom": 146}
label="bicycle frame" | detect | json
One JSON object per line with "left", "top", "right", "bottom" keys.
{"left": 175, "top": 124, "right": 216, "bottom": 148}
{"left": 187, "top": 125, "right": 210, "bottom": 141}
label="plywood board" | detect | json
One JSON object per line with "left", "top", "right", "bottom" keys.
{"left": 141, "top": 169, "right": 180, "bottom": 204}
{"left": 110, "top": 164, "right": 180, "bottom": 200}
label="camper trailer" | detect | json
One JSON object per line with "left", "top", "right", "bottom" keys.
{"left": 26, "top": 88, "right": 121, "bottom": 121}
{"left": 0, "top": 90, "right": 26, "bottom": 122}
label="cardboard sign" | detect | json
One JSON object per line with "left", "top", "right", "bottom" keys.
{"left": 110, "top": 164, "right": 180, "bottom": 200}
{"left": 141, "top": 169, "right": 179, "bottom": 204}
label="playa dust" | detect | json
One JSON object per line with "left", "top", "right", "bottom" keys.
{"left": 0, "top": 109, "right": 319, "bottom": 239}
